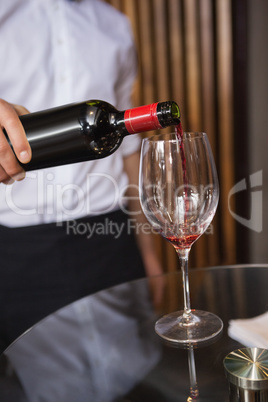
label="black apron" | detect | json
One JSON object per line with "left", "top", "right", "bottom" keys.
{"left": 0, "top": 210, "right": 145, "bottom": 350}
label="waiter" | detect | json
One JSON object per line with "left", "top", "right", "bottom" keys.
{"left": 0, "top": 0, "right": 164, "bottom": 350}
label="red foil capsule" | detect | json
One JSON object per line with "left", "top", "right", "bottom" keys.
{"left": 124, "top": 103, "right": 163, "bottom": 134}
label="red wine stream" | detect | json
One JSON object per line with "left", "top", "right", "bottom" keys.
{"left": 166, "top": 123, "right": 194, "bottom": 250}
{"left": 175, "top": 122, "right": 187, "bottom": 184}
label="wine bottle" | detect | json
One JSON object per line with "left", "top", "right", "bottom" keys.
{"left": 5, "top": 99, "right": 180, "bottom": 171}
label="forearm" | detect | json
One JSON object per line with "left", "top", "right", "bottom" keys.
{"left": 124, "top": 150, "right": 166, "bottom": 309}
{"left": 123, "top": 151, "right": 163, "bottom": 275}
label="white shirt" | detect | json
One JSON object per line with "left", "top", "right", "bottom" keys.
{"left": 0, "top": 0, "right": 140, "bottom": 227}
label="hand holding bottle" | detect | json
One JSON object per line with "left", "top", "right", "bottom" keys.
{"left": 0, "top": 99, "right": 31, "bottom": 184}
{"left": 1, "top": 99, "right": 180, "bottom": 176}
{"left": 3, "top": 99, "right": 180, "bottom": 172}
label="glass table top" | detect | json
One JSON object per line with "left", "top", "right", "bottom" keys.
{"left": 0, "top": 265, "right": 267, "bottom": 401}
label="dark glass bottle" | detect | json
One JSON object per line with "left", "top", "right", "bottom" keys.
{"left": 6, "top": 99, "right": 180, "bottom": 171}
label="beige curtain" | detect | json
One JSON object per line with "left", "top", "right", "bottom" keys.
{"left": 105, "top": 0, "right": 237, "bottom": 272}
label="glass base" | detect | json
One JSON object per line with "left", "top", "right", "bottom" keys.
{"left": 155, "top": 309, "right": 223, "bottom": 345}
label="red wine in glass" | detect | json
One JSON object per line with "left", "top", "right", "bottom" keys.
{"left": 166, "top": 234, "right": 200, "bottom": 250}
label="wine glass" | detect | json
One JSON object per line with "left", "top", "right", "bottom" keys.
{"left": 139, "top": 132, "right": 223, "bottom": 344}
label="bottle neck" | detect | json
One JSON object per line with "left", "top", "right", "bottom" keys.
{"left": 123, "top": 103, "right": 162, "bottom": 134}
{"left": 119, "top": 101, "right": 180, "bottom": 134}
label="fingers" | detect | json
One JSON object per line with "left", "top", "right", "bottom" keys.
{"left": 0, "top": 100, "right": 32, "bottom": 162}
{"left": 12, "top": 103, "right": 30, "bottom": 116}
{"left": 0, "top": 99, "right": 32, "bottom": 184}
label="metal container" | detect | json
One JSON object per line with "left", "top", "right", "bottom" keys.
{"left": 223, "top": 348, "right": 268, "bottom": 401}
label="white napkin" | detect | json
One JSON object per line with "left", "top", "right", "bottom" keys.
{"left": 228, "top": 311, "right": 268, "bottom": 348}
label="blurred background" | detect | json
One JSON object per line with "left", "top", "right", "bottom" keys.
{"left": 104, "top": 0, "right": 268, "bottom": 272}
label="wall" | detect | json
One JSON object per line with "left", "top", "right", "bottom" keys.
{"left": 248, "top": 0, "right": 268, "bottom": 262}
{"left": 105, "top": 0, "right": 268, "bottom": 268}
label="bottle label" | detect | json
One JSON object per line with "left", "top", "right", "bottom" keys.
{"left": 124, "top": 103, "right": 163, "bottom": 134}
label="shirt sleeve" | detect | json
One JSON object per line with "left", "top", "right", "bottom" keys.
{"left": 114, "top": 17, "right": 141, "bottom": 157}
{"left": 114, "top": 17, "right": 138, "bottom": 111}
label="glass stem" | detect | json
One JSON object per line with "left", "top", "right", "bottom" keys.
{"left": 187, "top": 345, "right": 199, "bottom": 400}
{"left": 177, "top": 248, "right": 191, "bottom": 319}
